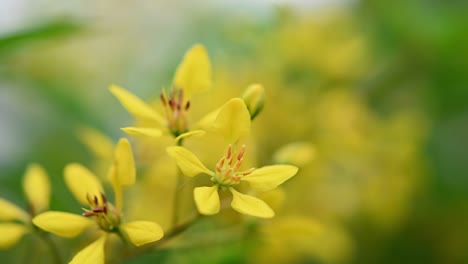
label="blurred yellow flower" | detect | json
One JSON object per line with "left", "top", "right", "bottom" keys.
{"left": 33, "top": 138, "right": 163, "bottom": 263}
{"left": 0, "top": 164, "right": 50, "bottom": 248}
{"left": 167, "top": 98, "right": 298, "bottom": 218}
{"left": 110, "top": 44, "right": 213, "bottom": 141}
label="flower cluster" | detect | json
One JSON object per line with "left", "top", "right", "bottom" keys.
{"left": 0, "top": 44, "right": 299, "bottom": 263}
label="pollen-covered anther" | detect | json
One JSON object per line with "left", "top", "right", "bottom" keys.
{"left": 237, "top": 145, "right": 246, "bottom": 160}
{"left": 213, "top": 145, "right": 255, "bottom": 186}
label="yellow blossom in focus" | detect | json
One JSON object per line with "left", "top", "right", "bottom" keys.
{"left": 167, "top": 98, "right": 298, "bottom": 218}
{"left": 0, "top": 164, "right": 50, "bottom": 248}
{"left": 32, "top": 138, "right": 163, "bottom": 263}
{"left": 110, "top": 44, "right": 214, "bottom": 141}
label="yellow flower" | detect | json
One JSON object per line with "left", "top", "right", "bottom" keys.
{"left": 32, "top": 138, "right": 163, "bottom": 263}
{"left": 0, "top": 164, "right": 50, "bottom": 248}
{"left": 167, "top": 98, "right": 298, "bottom": 218}
{"left": 110, "top": 44, "right": 214, "bottom": 141}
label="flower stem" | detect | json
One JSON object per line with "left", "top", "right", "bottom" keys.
{"left": 39, "top": 232, "right": 62, "bottom": 264}
{"left": 172, "top": 138, "right": 184, "bottom": 228}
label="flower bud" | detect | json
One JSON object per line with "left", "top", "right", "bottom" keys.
{"left": 241, "top": 84, "right": 265, "bottom": 120}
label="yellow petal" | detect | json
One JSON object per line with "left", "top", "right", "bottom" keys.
{"left": 120, "top": 221, "right": 164, "bottom": 246}
{"left": 32, "top": 211, "right": 94, "bottom": 238}
{"left": 112, "top": 138, "right": 136, "bottom": 186}
{"left": 109, "top": 84, "right": 165, "bottom": 125}
{"left": 230, "top": 188, "right": 274, "bottom": 218}
{"left": 23, "top": 163, "right": 50, "bottom": 214}
{"left": 193, "top": 186, "right": 220, "bottom": 215}
{"left": 64, "top": 163, "right": 104, "bottom": 205}
{"left": 121, "top": 127, "right": 163, "bottom": 138}
{"left": 70, "top": 235, "right": 106, "bottom": 264}
{"left": 0, "top": 198, "right": 29, "bottom": 222}
{"left": 193, "top": 106, "right": 221, "bottom": 130}
{"left": 241, "top": 165, "right": 299, "bottom": 191}
{"left": 175, "top": 129, "right": 206, "bottom": 143}
{"left": 0, "top": 223, "right": 28, "bottom": 248}
{"left": 273, "top": 142, "right": 316, "bottom": 166}
{"left": 212, "top": 98, "right": 251, "bottom": 143}
{"left": 78, "top": 126, "right": 114, "bottom": 159}
{"left": 166, "top": 146, "right": 213, "bottom": 177}
{"left": 173, "top": 44, "right": 212, "bottom": 100}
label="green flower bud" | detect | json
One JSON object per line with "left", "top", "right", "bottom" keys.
{"left": 242, "top": 84, "right": 265, "bottom": 120}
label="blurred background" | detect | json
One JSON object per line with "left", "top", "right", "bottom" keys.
{"left": 1, "top": 0, "right": 468, "bottom": 263}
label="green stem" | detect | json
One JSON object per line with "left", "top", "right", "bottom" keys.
{"left": 172, "top": 138, "right": 184, "bottom": 227}
{"left": 39, "top": 232, "right": 62, "bottom": 264}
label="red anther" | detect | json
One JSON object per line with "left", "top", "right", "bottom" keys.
{"left": 185, "top": 101, "right": 190, "bottom": 111}
{"left": 237, "top": 145, "right": 246, "bottom": 161}
{"left": 226, "top": 145, "right": 232, "bottom": 159}
{"left": 92, "top": 207, "right": 105, "bottom": 213}
{"left": 93, "top": 195, "right": 98, "bottom": 206}
{"left": 168, "top": 99, "right": 175, "bottom": 111}
{"left": 101, "top": 193, "right": 107, "bottom": 204}
{"left": 160, "top": 93, "right": 167, "bottom": 106}
{"left": 83, "top": 211, "right": 95, "bottom": 217}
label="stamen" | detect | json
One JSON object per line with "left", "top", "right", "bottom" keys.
{"left": 83, "top": 211, "right": 95, "bottom": 217}
{"left": 185, "top": 101, "right": 190, "bottom": 111}
{"left": 160, "top": 93, "right": 167, "bottom": 106}
{"left": 92, "top": 207, "right": 105, "bottom": 213}
{"left": 223, "top": 168, "right": 233, "bottom": 178}
{"left": 237, "top": 145, "right": 246, "bottom": 161}
{"left": 178, "top": 89, "right": 184, "bottom": 104}
{"left": 168, "top": 99, "right": 175, "bottom": 111}
{"left": 234, "top": 158, "right": 243, "bottom": 171}
{"left": 216, "top": 158, "right": 225, "bottom": 173}
{"left": 241, "top": 168, "right": 256, "bottom": 176}
{"left": 226, "top": 145, "right": 232, "bottom": 159}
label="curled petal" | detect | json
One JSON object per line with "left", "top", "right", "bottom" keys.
{"left": 112, "top": 138, "right": 136, "bottom": 186}
{"left": 241, "top": 165, "right": 299, "bottom": 191}
{"left": 109, "top": 84, "right": 165, "bottom": 125}
{"left": 173, "top": 44, "right": 212, "bottom": 100}
{"left": 166, "top": 146, "right": 213, "bottom": 177}
{"left": 212, "top": 98, "right": 251, "bottom": 144}
{"left": 64, "top": 163, "right": 104, "bottom": 205}
{"left": 120, "top": 221, "right": 164, "bottom": 246}
{"left": 175, "top": 129, "right": 205, "bottom": 143}
{"left": 0, "top": 223, "right": 28, "bottom": 248}
{"left": 0, "top": 198, "right": 29, "bottom": 222}
{"left": 23, "top": 163, "right": 50, "bottom": 214}
{"left": 194, "top": 186, "right": 220, "bottom": 215}
{"left": 121, "top": 127, "right": 163, "bottom": 138}
{"left": 70, "top": 235, "right": 107, "bottom": 264}
{"left": 230, "top": 188, "right": 274, "bottom": 218}
{"left": 33, "top": 211, "right": 94, "bottom": 238}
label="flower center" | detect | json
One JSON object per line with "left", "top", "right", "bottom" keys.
{"left": 160, "top": 88, "right": 190, "bottom": 137}
{"left": 82, "top": 193, "right": 120, "bottom": 232}
{"left": 212, "top": 144, "right": 255, "bottom": 189}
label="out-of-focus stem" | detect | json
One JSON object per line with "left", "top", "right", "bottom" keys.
{"left": 39, "top": 232, "right": 62, "bottom": 264}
